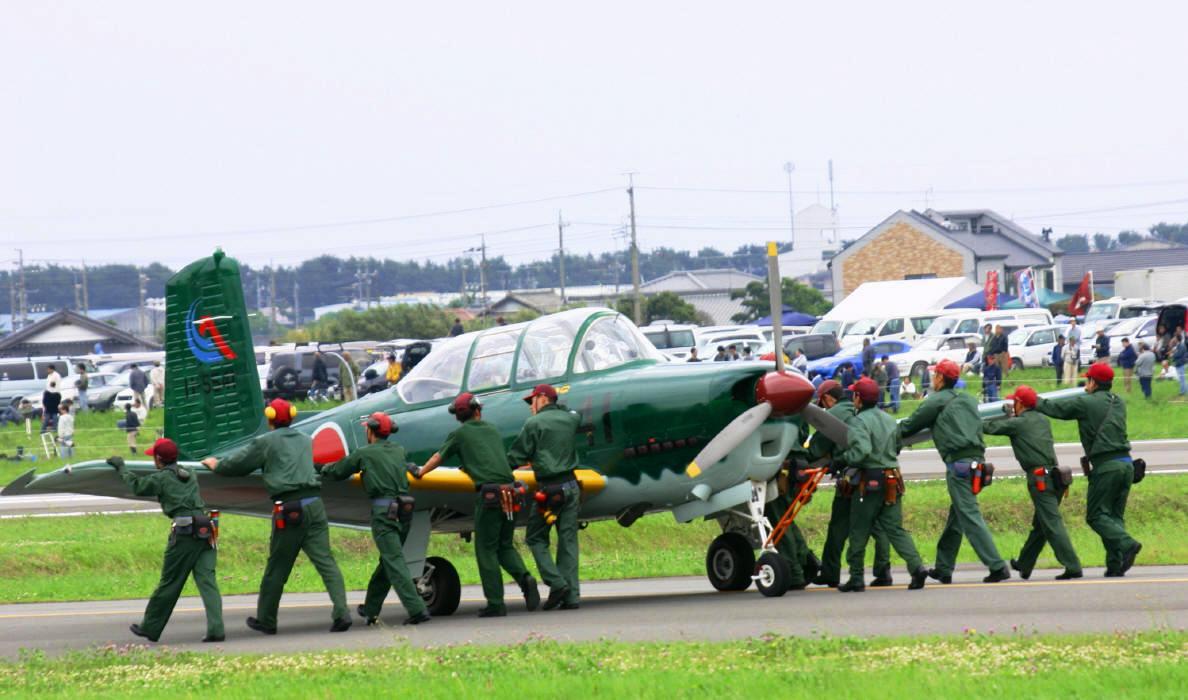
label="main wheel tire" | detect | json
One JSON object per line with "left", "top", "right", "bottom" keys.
{"left": 419, "top": 556, "right": 461, "bottom": 616}
{"left": 1011, "top": 357, "right": 1023, "bottom": 371}
{"left": 754, "top": 552, "right": 792, "bottom": 598}
{"left": 706, "top": 532, "right": 755, "bottom": 591}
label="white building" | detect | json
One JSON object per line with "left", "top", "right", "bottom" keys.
{"left": 777, "top": 203, "right": 840, "bottom": 280}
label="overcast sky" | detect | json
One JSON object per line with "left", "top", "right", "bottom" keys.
{"left": 3, "top": 1, "right": 1187, "bottom": 271}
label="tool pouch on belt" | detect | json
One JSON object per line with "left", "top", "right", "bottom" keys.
{"left": 479, "top": 483, "right": 505, "bottom": 510}
{"left": 1049, "top": 466, "right": 1073, "bottom": 501}
{"left": 388, "top": 495, "right": 416, "bottom": 524}
{"left": 858, "top": 470, "right": 884, "bottom": 500}
{"left": 275, "top": 500, "right": 305, "bottom": 529}
{"left": 1132, "top": 458, "right": 1146, "bottom": 484}
{"left": 170, "top": 516, "right": 193, "bottom": 545}
{"left": 541, "top": 483, "right": 567, "bottom": 510}
{"left": 193, "top": 513, "right": 213, "bottom": 540}
{"left": 882, "top": 469, "right": 901, "bottom": 506}
{"left": 837, "top": 467, "right": 858, "bottom": 498}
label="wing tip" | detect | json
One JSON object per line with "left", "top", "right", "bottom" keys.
{"left": 1, "top": 468, "right": 36, "bottom": 496}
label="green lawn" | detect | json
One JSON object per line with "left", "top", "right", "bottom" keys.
{"left": 2, "top": 631, "right": 1183, "bottom": 698}
{"left": 2, "top": 473, "right": 1185, "bottom": 604}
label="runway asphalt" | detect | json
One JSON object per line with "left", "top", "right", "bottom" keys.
{"left": 3, "top": 439, "right": 1186, "bottom": 518}
{"left": 1, "top": 566, "right": 1185, "bottom": 657}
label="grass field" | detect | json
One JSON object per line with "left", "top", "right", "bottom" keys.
{"left": 1, "top": 631, "right": 1184, "bottom": 698}
{"left": 2, "top": 473, "right": 1185, "bottom": 604}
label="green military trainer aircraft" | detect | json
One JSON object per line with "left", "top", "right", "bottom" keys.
{"left": 5, "top": 245, "right": 848, "bottom": 614}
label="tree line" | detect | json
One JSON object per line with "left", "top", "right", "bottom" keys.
{"left": 1054, "top": 221, "right": 1188, "bottom": 253}
{"left": 2, "top": 244, "right": 789, "bottom": 324}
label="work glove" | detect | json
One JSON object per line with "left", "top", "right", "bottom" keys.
{"left": 106, "top": 456, "right": 125, "bottom": 470}
{"left": 406, "top": 463, "right": 422, "bottom": 479}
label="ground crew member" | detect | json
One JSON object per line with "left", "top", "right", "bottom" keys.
{"left": 983, "top": 385, "right": 1082, "bottom": 580}
{"left": 320, "top": 412, "right": 430, "bottom": 626}
{"left": 202, "top": 398, "right": 351, "bottom": 635}
{"left": 111, "top": 438, "right": 223, "bottom": 643}
{"left": 807, "top": 380, "right": 893, "bottom": 587}
{"left": 507, "top": 384, "right": 583, "bottom": 610}
{"left": 1035, "top": 363, "right": 1142, "bottom": 576}
{"left": 837, "top": 378, "right": 929, "bottom": 592}
{"left": 765, "top": 420, "right": 814, "bottom": 591}
{"left": 413, "top": 393, "right": 540, "bottom": 617}
{"left": 899, "top": 359, "right": 1010, "bottom": 584}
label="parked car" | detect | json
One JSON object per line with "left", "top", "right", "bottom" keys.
{"left": 924, "top": 309, "right": 1054, "bottom": 337}
{"left": 1007, "top": 325, "right": 1063, "bottom": 370}
{"left": 694, "top": 329, "right": 767, "bottom": 359}
{"left": 265, "top": 349, "right": 344, "bottom": 400}
{"left": 890, "top": 333, "right": 982, "bottom": 385}
{"left": 0, "top": 357, "right": 78, "bottom": 408}
{"left": 113, "top": 368, "right": 156, "bottom": 408}
{"left": 59, "top": 371, "right": 125, "bottom": 411}
{"left": 782, "top": 333, "right": 843, "bottom": 362}
{"left": 805, "top": 339, "right": 914, "bottom": 380}
{"left": 840, "top": 312, "right": 946, "bottom": 344}
{"left": 639, "top": 322, "right": 700, "bottom": 361}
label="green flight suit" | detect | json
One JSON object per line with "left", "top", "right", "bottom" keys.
{"left": 440, "top": 419, "right": 530, "bottom": 612}
{"left": 807, "top": 399, "right": 891, "bottom": 584}
{"left": 762, "top": 418, "right": 816, "bottom": 586}
{"left": 322, "top": 439, "right": 427, "bottom": 620}
{"left": 1036, "top": 390, "right": 1139, "bottom": 573}
{"left": 508, "top": 403, "right": 583, "bottom": 605}
{"left": 984, "top": 410, "right": 1082, "bottom": 575}
{"left": 117, "top": 461, "right": 223, "bottom": 640}
{"left": 217, "top": 426, "right": 348, "bottom": 629}
{"left": 839, "top": 406, "right": 925, "bottom": 582}
{"left": 899, "top": 388, "right": 1006, "bottom": 576}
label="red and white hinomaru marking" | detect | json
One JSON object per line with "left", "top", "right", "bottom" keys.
{"left": 311, "top": 422, "right": 349, "bottom": 465}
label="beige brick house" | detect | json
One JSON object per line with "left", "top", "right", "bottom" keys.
{"left": 828, "top": 209, "right": 1062, "bottom": 304}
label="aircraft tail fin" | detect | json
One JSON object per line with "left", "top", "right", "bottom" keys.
{"left": 163, "top": 250, "right": 265, "bottom": 461}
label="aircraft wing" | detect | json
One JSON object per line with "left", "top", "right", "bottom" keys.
{"left": 898, "top": 386, "right": 1086, "bottom": 448}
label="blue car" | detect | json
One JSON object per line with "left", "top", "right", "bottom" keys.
{"left": 805, "top": 340, "right": 914, "bottom": 380}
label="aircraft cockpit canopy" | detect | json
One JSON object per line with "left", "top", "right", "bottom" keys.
{"left": 397, "top": 308, "right": 662, "bottom": 404}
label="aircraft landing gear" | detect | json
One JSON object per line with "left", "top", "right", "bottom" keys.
{"left": 706, "top": 532, "right": 755, "bottom": 591}
{"left": 417, "top": 556, "right": 461, "bottom": 616}
{"left": 754, "top": 552, "right": 792, "bottom": 597}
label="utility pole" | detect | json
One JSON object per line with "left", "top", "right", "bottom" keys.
{"left": 293, "top": 278, "right": 300, "bottom": 327}
{"left": 626, "top": 174, "right": 642, "bottom": 325}
{"left": 7, "top": 273, "right": 14, "bottom": 332}
{"left": 479, "top": 235, "right": 488, "bottom": 318}
{"left": 828, "top": 159, "right": 838, "bottom": 245}
{"left": 255, "top": 270, "right": 264, "bottom": 311}
{"left": 81, "top": 260, "right": 89, "bottom": 314}
{"left": 73, "top": 270, "right": 82, "bottom": 311}
{"left": 460, "top": 258, "right": 468, "bottom": 305}
{"left": 557, "top": 210, "right": 567, "bottom": 305}
{"left": 137, "top": 269, "right": 148, "bottom": 337}
{"left": 16, "top": 249, "right": 27, "bottom": 330}
{"left": 783, "top": 161, "right": 796, "bottom": 250}
{"left": 269, "top": 264, "right": 277, "bottom": 337}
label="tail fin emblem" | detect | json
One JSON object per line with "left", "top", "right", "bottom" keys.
{"left": 185, "top": 301, "right": 238, "bottom": 364}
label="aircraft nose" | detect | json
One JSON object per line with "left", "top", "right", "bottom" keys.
{"left": 756, "top": 370, "right": 815, "bottom": 417}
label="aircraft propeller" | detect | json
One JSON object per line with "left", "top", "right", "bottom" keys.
{"left": 685, "top": 243, "right": 848, "bottom": 480}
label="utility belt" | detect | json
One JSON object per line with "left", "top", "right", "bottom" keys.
{"left": 272, "top": 496, "right": 319, "bottom": 530}
{"left": 478, "top": 482, "right": 527, "bottom": 520}
{"left": 856, "top": 468, "right": 904, "bottom": 505}
{"left": 170, "top": 511, "right": 217, "bottom": 547}
{"left": 532, "top": 479, "right": 579, "bottom": 525}
{"left": 1031, "top": 466, "right": 1074, "bottom": 499}
{"left": 835, "top": 466, "right": 859, "bottom": 498}
{"left": 373, "top": 496, "right": 416, "bottom": 524}
{"left": 948, "top": 460, "right": 995, "bottom": 495}
{"left": 1080, "top": 454, "right": 1145, "bottom": 484}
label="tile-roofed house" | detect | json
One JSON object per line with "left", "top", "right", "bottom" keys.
{"left": 0, "top": 309, "right": 162, "bottom": 358}
{"left": 828, "top": 209, "right": 1063, "bottom": 304}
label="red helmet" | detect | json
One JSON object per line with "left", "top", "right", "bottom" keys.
{"left": 934, "top": 359, "right": 961, "bottom": 380}
{"left": 1083, "top": 362, "right": 1115, "bottom": 383}
{"left": 1005, "top": 385, "right": 1038, "bottom": 408}
{"left": 449, "top": 392, "right": 481, "bottom": 417}
{"left": 264, "top": 398, "right": 297, "bottom": 426}
{"left": 848, "top": 377, "right": 881, "bottom": 404}
{"left": 362, "top": 411, "right": 394, "bottom": 437}
{"left": 145, "top": 437, "right": 179, "bottom": 462}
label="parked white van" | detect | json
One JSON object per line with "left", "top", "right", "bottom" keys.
{"left": 840, "top": 312, "right": 948, "bottom": 344}
{"left": 924, "top": 309, "right": 1054, "bottom": 337}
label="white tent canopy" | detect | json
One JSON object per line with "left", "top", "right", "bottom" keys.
{"left": 823, "top": 277, "right": 981, "bottom": 320}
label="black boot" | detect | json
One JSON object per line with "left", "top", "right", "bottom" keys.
{"left": 329, "top": 616, "right": 353, "bottom": 633}
{"left": 543, "top": 586, "right": 569, "bottom": 611}
{"left": 201, "top": 633, "right": 224, "bottom": 643}
{"left": 927, "top": 568, "right": 952, "bottom": 584}
{"left": 245, "top": 617, "right": 277, "bottom": 635}
{"left": 1121, "top": 543, "right": 1142, "bottom": 574}
{"left": 129, "top": 624, "right": 158, "bottom": 643}
{"left": 838, "top": 579, "right": 865, "bottom": 592}
{"left": 357, "top": 604, "right": 378, "bottom": 626}
{"left": 1009, "top": 558, "right": 1031, "bottom": 580}
{"left": 983, "top": 567, "right": 1011, "bottom": 583}
{"left": 908, "top": 567, "right": 928, "bottom": 590}
{"left": 403, "top": 611, "right": 431, "bottom": 625}
{"left": 478, "top": 606, "right": 507, "bottom": 618}
{"left": 1054, "top": 570, "right": 1083, "bottom": 580}
{"left": 519, "top": 574, "right": 541, "bottom": 611}
{"left": 869, "top": 568, "right": 893, "bottom": 587}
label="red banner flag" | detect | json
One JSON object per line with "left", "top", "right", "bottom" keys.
{"left": 1068, "top": 272, "right": 1092, "bottom": 316}
{"left": 984, "top": 270, "right": 999, "bottom": 311}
